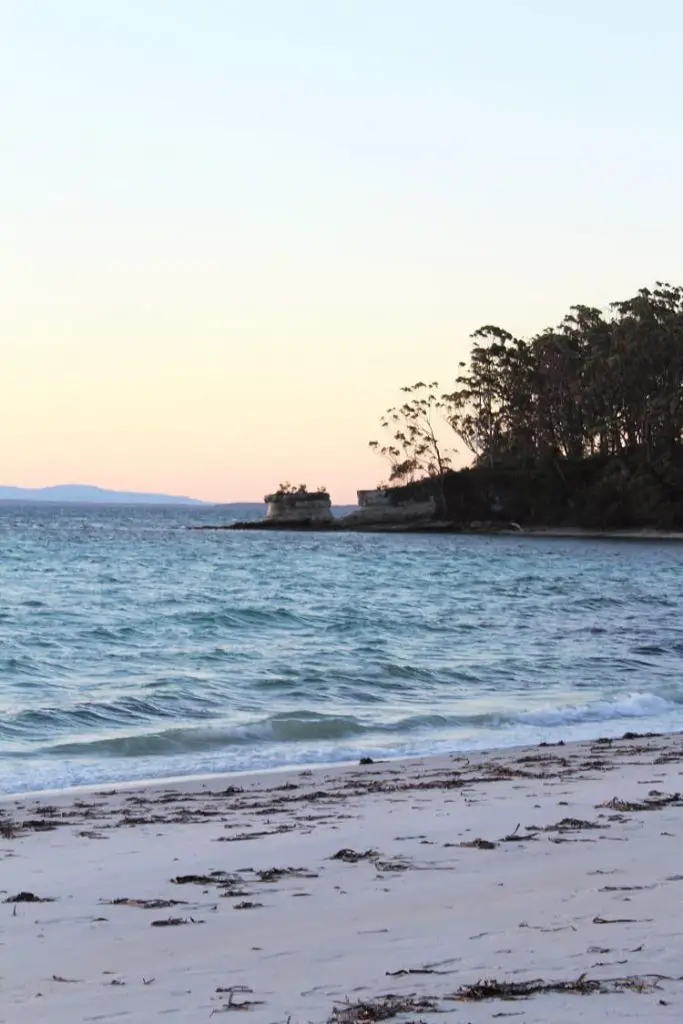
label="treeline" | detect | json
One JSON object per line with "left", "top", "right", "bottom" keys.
{"left": 371, "top": 283, "right": 683, "bottom": 528}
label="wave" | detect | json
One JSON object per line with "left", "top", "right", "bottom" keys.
{"left": 514, "top": 691, "right": 681, "bottom": 726}
{"left": 25, "top": 691, "right": 683, "bottom": 760}
{"left": 39, "top": 713, "right": 369, "bottom": 757}
{"left": 176, "top": 606, "right": 306, "bottom": 629}
{"left": 0, "top": 690, "right": 223, "bottom": 739}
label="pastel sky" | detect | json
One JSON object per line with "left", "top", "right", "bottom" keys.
{"left": 3, "top": 1, "right": 683, "bottom": 502}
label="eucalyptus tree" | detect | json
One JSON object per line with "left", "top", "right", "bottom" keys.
{"left": 370, "top": 281, "right": 683, "bottom": 524}
{"left": 369, "top": 381, "right": 455, "bottom": 510}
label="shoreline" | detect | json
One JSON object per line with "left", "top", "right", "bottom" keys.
{"left": 5, "top": 707, "right": 683, "bottom": 801}
{"left": 2, "top": 731, "right": 682, "bottom": 1021}
{"left": 0, "top": 727, "right": 678, "bottom": 807}
{"left": 192, "top": 520, "right": 683, "bottom": 540}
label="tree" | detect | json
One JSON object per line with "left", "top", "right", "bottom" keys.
{"left": 441, "top": 285, "right": 683, "bottom": 468}
{"left": 369, "top": 281, "right": 683, "bottom": 528}
{"left": 369, "top": 382, "right": 455, "bottom": 494}
{"left": 444, "top": 327, "right": 536, "bottom": 464}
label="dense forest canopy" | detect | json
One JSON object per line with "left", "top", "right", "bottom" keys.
{"left": 369, "top": 283, "right": 683, "bottom": 528}
{"left": 371, "top": 282, "right": 683, "bottom": 481}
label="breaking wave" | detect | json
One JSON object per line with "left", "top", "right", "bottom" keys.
{"left": 24, "top": 691, "right": 683, "bottom": 761}
{"left": 3, "top": 502, "right": 683, "bottom": 793}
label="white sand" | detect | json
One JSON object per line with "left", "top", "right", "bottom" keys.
{"left": 1, "top": 733, "right": 682, "bottom": 1022}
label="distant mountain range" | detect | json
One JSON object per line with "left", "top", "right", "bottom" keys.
{"left": 0, "top": 486, "right": 359, "bottom": 512}
{"left": 0, "top": 484, "right": 205, "bottom": 505}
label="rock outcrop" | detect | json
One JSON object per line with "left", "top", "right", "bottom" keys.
{"left": 264, "top": 491, "right": 333, "bottom": 525}
{"left": 340, "top": 489, "right": 436, "bottom": 527}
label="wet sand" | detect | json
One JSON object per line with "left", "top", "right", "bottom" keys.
{"left": 1, "top": 732, "right": 682, "bottom": 1022}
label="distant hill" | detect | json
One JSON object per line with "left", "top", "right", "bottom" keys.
{"left": 0, "top": 484, "right": 205, "bottom": 505}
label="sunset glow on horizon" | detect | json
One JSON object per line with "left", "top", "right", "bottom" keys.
{"left": 3, "top": 1, "right": 683, "bottom": 503}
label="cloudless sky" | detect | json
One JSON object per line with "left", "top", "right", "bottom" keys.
{"left": 2, "top": 1, "right": 683, "bottom": 502}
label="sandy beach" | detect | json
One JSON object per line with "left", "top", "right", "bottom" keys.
{"left": 1, "top": 733, "right": 682, "bottom": 1023}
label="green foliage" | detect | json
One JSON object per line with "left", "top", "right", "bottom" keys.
{"left": 446, "top": 282, "right": 683, "bottom": 466}
{"left": 369, "top": 282, "right": 683, "bottom": 527}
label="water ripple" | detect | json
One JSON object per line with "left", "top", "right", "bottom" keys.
{"left": 1, "top": 503, "right": 683, "bottom": 793}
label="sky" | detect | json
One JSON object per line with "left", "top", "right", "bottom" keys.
{"left": 2, "top": 0, "right": 683, "bottom": 503}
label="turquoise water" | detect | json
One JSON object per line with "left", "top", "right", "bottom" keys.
{"left": 2, "top": 503, "right": 683, "bottom": 795}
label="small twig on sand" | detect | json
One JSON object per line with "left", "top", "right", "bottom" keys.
{"left": 211, "top": 986, "right": 265, "bottom": 1013}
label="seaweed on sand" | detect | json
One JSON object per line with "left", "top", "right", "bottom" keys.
{"left": 0, "top": 816, "right": 58, "bottom": 838}
{"left": 4, "top": 892, "right": 56, "bottom": 903}
{"left": 331, "top": 848, "right": 378, "bottom": 863}
{"left": 255, "top": 867, "right": 318, "bottom": 882}
{"left": 171, "top": 871, "right": 238, "bottom": 886}
{"left": 598, "top": 793, "right": 682, "bottom": 812}
{"left": 149, "top": 916, "right": 204, "bottom": 926}
{"left": 451, "top": 974, "right": 662, "bottom": 1001}
{"left": 544, "top": 817, "right": 601, "bottom": 831}
{"left": 328, "top": 994, "right": 438, "bottom": 1024}
{"left": 103, "top": 898, "right": 187, "bottom": 909}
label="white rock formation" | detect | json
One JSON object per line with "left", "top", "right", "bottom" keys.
{"left": 341, "top": 489, "right": 436, "bottom": 525}
{"left": 264, "top": 491, "right": 333, "bottom": 524}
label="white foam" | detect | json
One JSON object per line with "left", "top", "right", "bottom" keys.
{"left": 514, "top": 691, "right": 681, "bottom": 727}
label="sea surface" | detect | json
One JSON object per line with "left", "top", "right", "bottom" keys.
{"left": 2, "top": 503, "right": 683, "bottom": 795}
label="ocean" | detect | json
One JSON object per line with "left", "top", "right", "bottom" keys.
{"left": 1, "top": 503, "right": 683, "bottom": 795}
